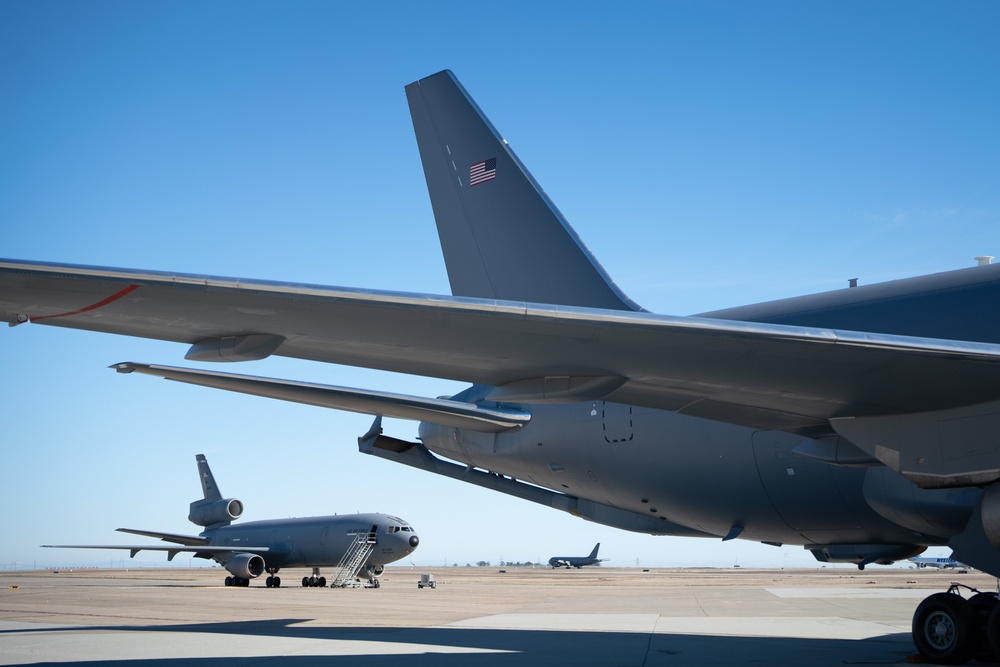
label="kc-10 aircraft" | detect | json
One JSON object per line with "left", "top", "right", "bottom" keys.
{"left": 549, "top": 543, "right": 607, "bottom": 569}
{"left": 45, "top": 454, "right": 419, "bottom": 588}
{"left": 5, "top": 69, "right": 1000, "bottom": 662}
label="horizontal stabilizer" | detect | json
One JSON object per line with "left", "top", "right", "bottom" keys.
{"left": 113, "top": 362, "right": 531, "bottom": 432}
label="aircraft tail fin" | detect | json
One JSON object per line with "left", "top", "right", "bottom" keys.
{"left": 196, "top": 454, "right": 223, "bottom": 502}
{"left": 405, "top": 70, "right": 641, "bottom": 312}
{"left": 589, "top": 543, "right": 601, "bottom": 559}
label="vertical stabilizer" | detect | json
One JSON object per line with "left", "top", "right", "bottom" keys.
{"left": 589, "top": 543, "right": 601, "bottom": 559}
{"left": 196, "top": 454, "right": 223, "bottom": 502}
{"left": 188, "top": 454, "right": 243, "bottom": 528}
{"left": 405, "top": 70, "right": 641, "bottom": 311}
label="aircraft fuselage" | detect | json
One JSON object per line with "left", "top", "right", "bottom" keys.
{"left": 203, "top": 513, "right": 418, "bottom": 571}
{"left": 420, "top": 397, "right": 972, "bottom": 562}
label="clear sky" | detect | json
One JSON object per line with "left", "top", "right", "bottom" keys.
{"left": 2, "top": 1, "right": 998, "bottom": 571}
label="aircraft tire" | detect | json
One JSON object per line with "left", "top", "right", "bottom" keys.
{"left": 984, "top": 603, "right": 1000, "bottom": 661}
{"left": 302, "top": 577, "right": 310, "bottom": 587}
{"left": 319, "top": 576, "right": 327, "bottom": 587}
{"left": 969, "top": 593, "right": 998, "bottom": 661}
{"left": 225, "top": 576, "right": 233, "bottom": 587}
{"left": 273, "top": 576, "right": 281, "bottom": 588}
{"left": 912, "top": 592, "right": 979, "bottom": 664}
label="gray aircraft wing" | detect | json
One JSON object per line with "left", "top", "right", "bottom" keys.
{"left": 4, "top": 258, "right": 1000, "bottom": 440}
{"left": 42, "top": 544, "right": 272, "bottom": 560}
{"left": 115, "top": 528, "right": 211, "bottom": 546}
{"left": 112, "top": 362, "right": 530, "bottom": 432}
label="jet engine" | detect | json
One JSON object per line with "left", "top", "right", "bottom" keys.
{"left": 188, "top": 498, "right": 244, "bottom": 527}
{"left": 224, "top": 552, "right": 265, "bottom": 579}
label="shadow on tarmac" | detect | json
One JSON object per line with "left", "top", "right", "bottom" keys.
{"left": 2, "top": 618, "right": 918, "bottom": 666}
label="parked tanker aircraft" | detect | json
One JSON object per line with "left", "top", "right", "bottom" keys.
{"left": 549, "top": 543, "right": 606, "bottom": 568}
{"left": 44, "top": 455, "right": 419, "bottom": 588}
{"left": 6, "top": 69, "right": 1000, "bottom": 662}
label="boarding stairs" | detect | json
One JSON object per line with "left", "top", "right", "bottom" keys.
{"left": 331, "top": 528, "right": 377, "bottom": 587}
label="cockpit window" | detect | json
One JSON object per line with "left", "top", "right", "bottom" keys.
{"left": 385, "top": 524, "right": 413, "bottom": 534}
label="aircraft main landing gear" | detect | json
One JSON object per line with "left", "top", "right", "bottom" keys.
{"left": 265, "top": 567, "right": 282, "bottom": 588}
{"left": 302, "top": 567, "right": 326, "bottom": 587}
{"left": 912, "top": 584, "right": 997, "bottom": 664}
{"left": 224, "top": 576, "right": 250, "bottom": 587}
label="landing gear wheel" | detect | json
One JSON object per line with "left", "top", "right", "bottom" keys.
{"left": 225, "top": 576, "right": 234, "bottom": 587}
{"left": 985, "top": 603, "right": 1000, "bottom": 661}
{"left": 969, "top": 593, "right": 998, "bottom": 661}
{"left": 273, "top": 576, "right": 281, "bottom": 588}
{"left": 318, "top": 576, "right": 327, "bottom": 587}
{"left": 912, "top": 592, "right": 980, "bottom": 665}
{"left": 302, "top": 576, "right": 310, "bottom": 587}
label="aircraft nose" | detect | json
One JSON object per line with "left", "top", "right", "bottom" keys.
{"left": 409, "top": 535, "right": 419, "bottom": 548}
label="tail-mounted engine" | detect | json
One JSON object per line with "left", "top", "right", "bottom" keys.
{"left": 188, "top": 497, "right": 244, "bottom": 527}
{"left": 224, "top": 552, "right": 265, "bottom": 579}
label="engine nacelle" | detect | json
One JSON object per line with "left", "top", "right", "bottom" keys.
{"left": 224, "top": 552, "right": 265, "bottom": 579}
{"left": 863, "top": 467, "right": 977, "bottom": 538}
{"left": 188, "top": 498, "right": 244, "bottom": 527}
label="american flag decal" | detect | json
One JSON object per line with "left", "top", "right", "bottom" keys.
{"left": 470, "top": 158, "right": 497, "bottom": 186}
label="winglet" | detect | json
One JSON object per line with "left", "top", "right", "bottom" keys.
{"left": 406, "top": 70, "right": 642, "bottom": 312}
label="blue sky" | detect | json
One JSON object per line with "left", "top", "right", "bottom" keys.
{"left": 2, "top": 1, "right": 998, "bottom": 570}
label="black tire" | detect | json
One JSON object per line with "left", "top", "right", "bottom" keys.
{"left": 970, "top": 593, "right": 998, "bottom": 662}
{"left": 912, "top": 592, "right": 980, "bottom": 665}
{"left": 984, "top": 602, "right": 1000, "bottom": 662}
{"left": 273, "top": 576, "right": 281, "bottom": 588}
{"left": 319, "top": 576, "right": 327, "bottom": 587}
{"left": 225, "top": 576, "right": 233, "bottom": 587}
{"left": 302, "top": 576, "right": 310, "bottom": 587}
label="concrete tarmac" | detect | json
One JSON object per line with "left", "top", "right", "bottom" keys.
{"left": 1, "top": 566, "right": 996, "bottom": 666}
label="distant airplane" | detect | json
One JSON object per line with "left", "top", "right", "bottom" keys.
{"left": 8, "top": 69, "right": 1000, "bottom": 663}
{"left": 910, "top": 556, "right": 966, "bottom": 569}
{"left": 44, "top": 455, "right": 419, "bottom": 588}
{"left": 549, "top": 543, "right": 607, "bottom": 568}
